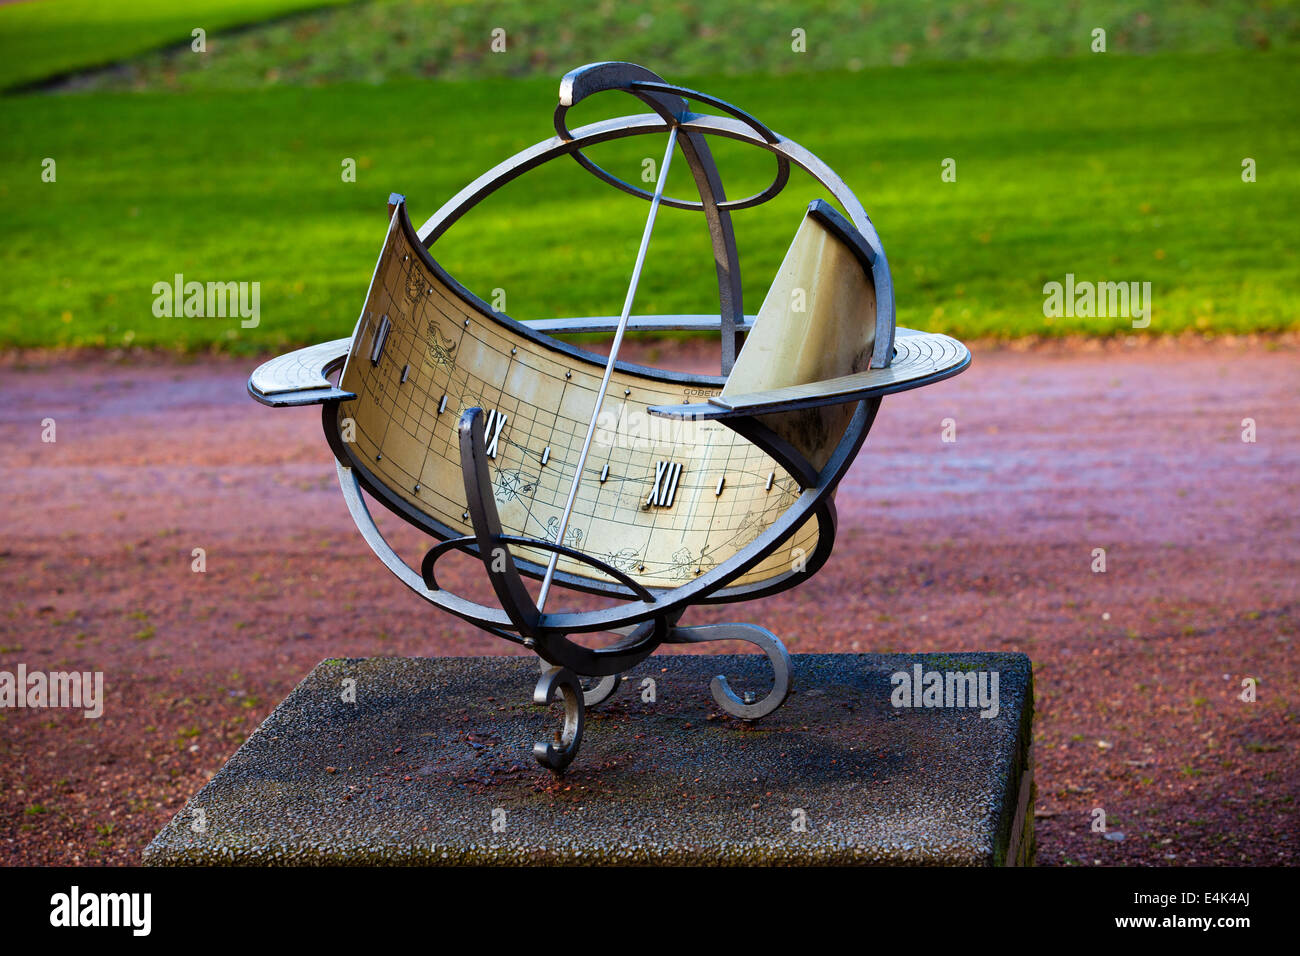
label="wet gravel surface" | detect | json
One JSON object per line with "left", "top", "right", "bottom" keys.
{"left": 0, "top": 338, "right": 1296, "bottom": 866}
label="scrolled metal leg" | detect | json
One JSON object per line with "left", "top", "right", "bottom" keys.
{"left": 581, "top": 674, "right": 621, "bottom": 708}
{"left": 668, "top": 622, "right": 792, "bottom": 720}
{"left": 537, "top": 655, "right": 620, "bottom": 708}
{"left": 532, "top": 665, "right": 584, "bottom": 771}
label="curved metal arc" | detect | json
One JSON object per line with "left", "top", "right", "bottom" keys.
{"left": 458, "top": 408, "right": 541, "bottom": 636}
{"left": 423, "top": 533, "right": 658, "bottom": 604}
{"left": 630, "top": 81, "right": 781, "bottom": 143}
{"left": 699, "top": 496, "right": 838, "bottom": 605}
{"left": 667, "top": 622, "right": 792, "bottom": 720}
{"left": 336, "top": 442, "right": 662, "bottom": 641}
{"left": 556, "top": 61, "right": 688, "bottom": 124}
{"left": 671, "top": 124, "right": 747, "bottom": 373}
{"left": 333, "top": 457, "right": 520, "bottom": 634}
{"left": 532, "top": 617, "right": 667, "bottom": 678}
{"left": 416, "top": 111, "right": 876, "bottom": 258}
{"left": 399, "top": 201, "right": 728, "bottom": 392}
{"left": 546, "top": 61, "right": 750, "bottom": 373}
{"left": 412, "top": 109, "right": 894, "bottom": 373}
{"left": 552, "top": 65, "right": 790, "bottom": 213}
{"left": 337, "top": 446, "right": 663, "bottom": 661}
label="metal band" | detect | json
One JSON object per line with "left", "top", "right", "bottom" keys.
{"left": 414, "top": 110, "right": 895, "bottom": 371}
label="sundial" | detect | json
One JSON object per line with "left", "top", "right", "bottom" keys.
{"left": 249, "top": 62, "right": 970, "bottom": 770}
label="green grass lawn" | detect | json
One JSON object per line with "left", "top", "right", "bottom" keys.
{"left": 35, "top": 0, "right": 1300, "bottom": 91}
{"left": 1, "top": 51, "right": 1296, "bottom": 352}
{"left": 0, "top": 0, "right": 353, "bottom": 91}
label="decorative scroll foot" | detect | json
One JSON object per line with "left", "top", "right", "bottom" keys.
{"left": 667, "top": 623, "right": 792, "bottom": 720}
{"left": 581, "top": 674, "right": 621, "bottom": 708}
{"left": 532, "top": 666, "right": 585, "bottom": 771}
{"left": 539, "top": 656, "right": 620, "bottom": 709}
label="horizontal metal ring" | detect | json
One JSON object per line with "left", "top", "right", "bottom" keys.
{"left": 421, "top": 533, "right": 656, "bottom": 604}
{"left": 553, "top": 85, "right": 790, "bottom": 212}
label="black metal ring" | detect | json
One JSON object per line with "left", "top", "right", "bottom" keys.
{"left": 552, "top": 81, "right": 791, "bottom": 212}
{"left": 422, "top": 533, "right": 656, "bottom": 603}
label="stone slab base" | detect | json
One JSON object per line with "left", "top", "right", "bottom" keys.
{"left": 144, "top": 652, "right": 1034, "bottom": 866}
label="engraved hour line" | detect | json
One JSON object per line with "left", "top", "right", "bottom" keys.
{"left": 679, "top": 430, "right": 714, "bottom": 543}
{"left": 589, "top": 396, "right": 626, "bottom": 516}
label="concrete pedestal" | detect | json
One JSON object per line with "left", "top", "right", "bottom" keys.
{"left": 144, "top": 652, "right": 1034, "bottom": 866}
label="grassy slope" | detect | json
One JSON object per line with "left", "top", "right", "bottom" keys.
{"left": 46, "top": 0, "right": 1300, "bottom": 90}
{"left": 0, "top": 0, "right": 353, "bottom": 91}
{"left": 0, "top": 52, "right": 1296, "bottom": 351}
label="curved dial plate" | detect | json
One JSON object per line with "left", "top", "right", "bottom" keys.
{"left": 336, "top": 210, "right": 819, "bottom": 591}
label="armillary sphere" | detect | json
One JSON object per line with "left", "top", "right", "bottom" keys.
{"left": 248, "top": 62, "right": 970, "bottom": 771}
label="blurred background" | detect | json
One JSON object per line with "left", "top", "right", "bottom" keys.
{"left": 1, "top": 0, "right": 1297, "bottom": 352}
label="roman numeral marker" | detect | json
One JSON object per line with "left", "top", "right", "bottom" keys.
{"left": 646, "top": 461, "right": 682, "bottom": 508}
{"left": 369, "top": 314, "right": 391, "bottom": 366}
{"left": 483, "top": 409, "right": 507, "bottom": 459}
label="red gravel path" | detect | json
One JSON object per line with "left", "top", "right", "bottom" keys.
{"left": 1, "top": 339, "right": 1296, "bottom": 866}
